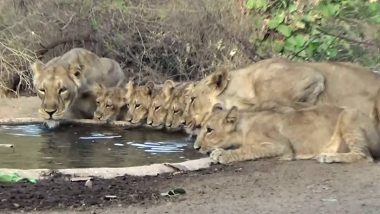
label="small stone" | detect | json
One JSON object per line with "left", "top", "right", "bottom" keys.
{"left": 13, "top": 203, "right": 20, "bottom": 208}
{"left": 85, "top": 179, "right": 93, "bottom": 189}
{"left": 104, "top": 195, "right": 117, "bottom": 199}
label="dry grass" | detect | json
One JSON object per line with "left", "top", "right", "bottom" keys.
{"left": 0, "top": 0, "right": 259, "bottom": 96}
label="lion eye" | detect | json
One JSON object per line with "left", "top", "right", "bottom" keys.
{"left": 59, "top": 87, "right": 67, "bottom": 94}
{"left": 106, "top": 104, "right": 112, "bottom": 109}
{"left": 136, "top": 103, "right": 141, "bottom": 108}
{"left": 96, "top": 101, "right": 100, "bottom": 105}
{"left": 39, "top": 88, "right": 45, "bottom": 93}
{"left": 174, "top": 109, "right": 180, "bottom": 114}
{"left": 206, "top": 127, "right": 213, "bottom": 133}
{"left": 155, "top": 106, "right": 160, "bottom": 111}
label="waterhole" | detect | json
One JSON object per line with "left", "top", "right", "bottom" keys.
{"left": 0, "top": 124, "right": 204, "bottom": 169}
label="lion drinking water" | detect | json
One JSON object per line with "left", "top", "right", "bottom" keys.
{"left": 31, "top": 48, "right": 125, "bottom": 127}
{"left": 194, "top": 102, "right": 380, "bottom": 164}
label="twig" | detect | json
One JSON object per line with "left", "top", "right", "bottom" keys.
{"left": 36, "top": 35, "right": 97, "bottom": 58}
{"left": 60, "top": 13, "right": 76, "bottom": 30}
{"left": 317, "top": 28, "right": 380, "bottom": 48}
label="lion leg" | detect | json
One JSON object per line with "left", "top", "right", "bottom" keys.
{"left": 317, "top": 110, "right": 374, "bottom": 164}
{"left": 210, "top": 140, "right": 294, "bottom": 164}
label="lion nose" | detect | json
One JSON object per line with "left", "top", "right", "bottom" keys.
{"left": 146, "top": 120, "right": 153, "bottom": 125}
{"left": 193, "top": 144, "right": 200, "bottom": 150}
{"left": 166, "top": 123, "right": 171, "bottom": 128}
{"left": 45, "top": 109, "right": 57, "bottom": 117}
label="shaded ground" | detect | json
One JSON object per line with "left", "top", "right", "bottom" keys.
{"left": 0, "top": 165, "right": 233, "bottom": 212}
{"left": 2, "top": 97, "right": 380, "bottom": 214}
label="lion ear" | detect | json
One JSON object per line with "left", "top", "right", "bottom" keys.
{"left": 163, "top": 80, "right": 175, "bottom": 100}
{"left": 145, "top": 81, "right": 155, "bottom": 96}
{"left": 126, "top": 79, "right": 136, "bottom": 98}
{"left": 31, "top": 60, "right": 45, "bottom": 77}
{"left": 68, "top": 63, "right": 83, "bottom": 86}
{"left": 225, "top": 106, "right": 238, "bottom": 124}
{"left": 211, "top": 103, "right": 224, "bottom": 113}
{"left": 183, "top": 83, "right": 195, "bottom": 97}
{"left": 206, "top": 69, "right": 229, "bottom": 94}
{"left": 93, "top": 83, "right": 105, "bottom": 96}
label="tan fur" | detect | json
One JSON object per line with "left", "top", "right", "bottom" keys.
{"left": 31, "top": 48, "right": 125, "bottom": 120}
{"left": 125, "top": 81, "right": 158, "bottom": 125}
{"left": 165, "top": 82, "right": 195, "bottom": 131}
{"left": 146, "top": 80, "right": 176, "bottom": 129}
{"left": 93, "top": 84, "right": 128, "bottom": 121}
{"left": 195, "top": 102, "right": 380, "bottom": 164}
{"left": 185, "top": 58, "right": 380, "bottom": 132}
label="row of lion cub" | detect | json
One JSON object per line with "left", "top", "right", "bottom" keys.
{"left": 31, "top": 48, "right": 380, "bottom": 164}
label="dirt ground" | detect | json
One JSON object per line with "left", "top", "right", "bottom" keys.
{"left": 2, "top": 97, "right": 380, "bottom": 214}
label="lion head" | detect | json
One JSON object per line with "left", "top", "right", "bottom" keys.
{"left": 184, "top": 69, "right": 229, "bottom": 131}
{"left": 165, "top": 82, "right": 195, "bottom": 131}
{"left": 31, "top": 61, "right": 84, "bottom": 120}
{"left": 125, "top": 81, "right": 156, "bottom": 125}
{"left": 194, "top": 104, "right": 239, "bottom": 154}
{"left": 93, "top": 84, "right": 128, "bottom": 121}
{"left": 146, "top": 80, "right": 175, "bottom": 129}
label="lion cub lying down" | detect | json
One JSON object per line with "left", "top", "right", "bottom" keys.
{"left": 194, "top": 102, "right": 380, "bottom": 164}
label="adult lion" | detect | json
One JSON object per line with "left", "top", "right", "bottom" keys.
{"left": 194, "top": 102, "right": 380, "bottom": 164}
{"left": 31, "top": 48, "right": 125, "bottom": 122}
{"left": 185, "top": 58, "right": 380, "bottom": 132}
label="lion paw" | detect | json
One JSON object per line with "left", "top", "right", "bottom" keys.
{"left": 210, "top": 148, "right": 229, "bottom": 164}
{"left": 316, "top": 153, "right": 335, "bottom": 164}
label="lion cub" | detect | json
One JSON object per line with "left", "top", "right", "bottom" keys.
{"left": 195, "top": 102, "right": 380, "bottom": 164}
{"left": 125, "top": 81, "right": 159, "bottom": 125}
{"left": 93, "top": 84, "right": 128, "bottom": 121}
{"left": 146, "top": 80, "right": 194, "bottom": 130}
{"left": 146, "top": 80, "right": 176, "bottom": 129}
{"left": 165, "top": 82, "right": 195, "bottom": 131}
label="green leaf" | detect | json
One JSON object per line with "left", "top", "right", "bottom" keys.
{"left": 268, "top": 12, "right": 285, "bottom": 29}
{"left": 273, "top": 40, "right": 285, "bottom": 52}
{"left": 369, "top": 15, "right": 380, "bottom": 24}
{"left": 246, "top": 0, "right": 255, "bottom": 10}
{"left": 327, "top": 48, "right": 338, "bottom": 58}
{"left": 245, "top": 0, "right": 268, "bottom": 10}
{"left": 288, "top": 4, "right": 297, "bottom": 13}
{"left": 294, "top": 35, "right": 306, "bottom": 47}
{"left": 277, "top": 24, "right": 292, "bottom": 37}
{"left": 255, "top": 0, "right": 268, "bottom": 10}
{"left": 369, "top": 2, "right": 380, "bottom": 13}
{"left": 317, "top": 3, "right": 340, "bottom": 18}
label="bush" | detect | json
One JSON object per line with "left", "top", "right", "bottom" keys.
{"left": 0, "top": 0, "right": 257, "bottom": 96}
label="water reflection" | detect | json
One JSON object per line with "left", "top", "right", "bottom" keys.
{"left": 0, "top": 124, "right": 204, "bottom": 169}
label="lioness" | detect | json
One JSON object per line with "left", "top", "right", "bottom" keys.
{"left": 185, "top": 58, "right": 380, "bottom": 133}
{"left": 31, "top": 48, "right": 125, "bottom": 122}
{"left": 194, "top": 102, "right": 380, "bottom": 164}
{"left": 125, "top": 81, "right": 158, "bottom": 125}
{"left": 93, "top": 84, "right": 128, "bottom": 121}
